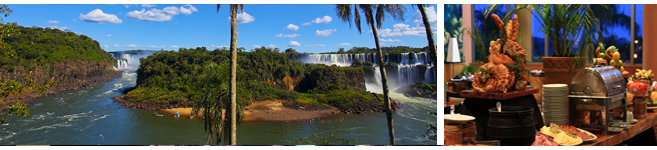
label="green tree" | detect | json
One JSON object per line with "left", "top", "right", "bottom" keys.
{"left": 192, "top": 62, "right": 230, "bottom": 145}
{"left": 217, "top": 4, "right": 243, "bottom": 145}
{"left": 285, "top": 48, "right": 298, "bottom": 54}
{"left": 337, "top": 48, "right": 345, "bottom": 54}
{"left": 335, "top": 4, "right": 405, "bottom": 145}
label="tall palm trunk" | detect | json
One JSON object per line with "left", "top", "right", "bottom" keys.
{"left": 228, "top": 4, "right": 238, "bottom": 145}
{"left": 418, "top": 4, "right": 436, "bottom": 77}
{"left": 367, "top": 10, "right": 395, "bottom": 145}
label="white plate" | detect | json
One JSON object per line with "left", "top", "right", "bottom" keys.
{"left": 543, "top": 84, "right": 568, "bottom": 88}
{"left": 444, "top": 114, "right": 475, "bottom": 124}
{"left": 578, "top": 128, "right": 598, "bottom": 142}
{"left": 648, "top": 106, "right": 657, "bottom": 110}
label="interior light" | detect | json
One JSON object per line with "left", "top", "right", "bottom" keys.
{"left": 634, "top": 54, "right": 638, "bottom": 59}
{"left": 635, "top": 40, "right": 639, "bottom": 44}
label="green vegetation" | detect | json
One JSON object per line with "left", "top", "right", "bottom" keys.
{"left": 128, "top": 46, "right": 386, "bottom": 113}
{"left": 288, "top": 133, "right": 360, "bottom": 145}
{"left": 1, "top": 24, "right": 114, "bottom": 71}
{"left": 1, "top": 5, "right": 61, "bottom": 124}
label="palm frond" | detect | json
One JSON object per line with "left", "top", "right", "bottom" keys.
{"left": 375, "top": 4, "right": 385, "bottom": 29}
{"left": 335, "top": 4, "right": 352, "bottom": 28}
{"left": 354, "top": 5, "right": 362, "bottom": 33}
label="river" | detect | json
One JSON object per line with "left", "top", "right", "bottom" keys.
{"left": 0, "top": 52, "right": 437, "bottom": 145}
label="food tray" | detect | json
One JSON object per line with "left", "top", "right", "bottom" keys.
{"left": 460, "top": 88, "right": 539, "bottom": 100}
{"left": 578, "top": 128, "right": 597, "bottom": 142}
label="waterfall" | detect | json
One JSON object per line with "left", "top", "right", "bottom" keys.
{"left": 114, "top": 59, "right": 129, "bottom": 70}
{"left": 111, "top": 51, "right": 156, "bottom": 70}
{"left": 297, "top": 52, "right": 437, "bottom": 89}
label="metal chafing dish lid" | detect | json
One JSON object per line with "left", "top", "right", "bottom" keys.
{"left": 569, "top": 66, "right": 626, "bottom": 97}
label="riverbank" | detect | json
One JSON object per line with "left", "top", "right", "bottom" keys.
{"left": 1, "top": 68, "right": 123, "bottom": 111}
{"left": 155, "top": 100, "right": 341, "bottom": 121}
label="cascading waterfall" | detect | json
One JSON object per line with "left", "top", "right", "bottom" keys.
{"left": 297, "top": 52, "right": 436, "bottom": 90}
{"left": 114, "top": 59, "right": 129, "bottom": 70}
{"left": 111, "top": 52, "right": 155, "bottom": 70}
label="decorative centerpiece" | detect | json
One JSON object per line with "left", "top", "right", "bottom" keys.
{"left": 650, "top": 82, "right": 657, "bottom": 108}
{"left": 627, "top": 69, "right": 654, "bottom": 119}
{"left": 470, "top": 13, "right": 528, "bottom": 94}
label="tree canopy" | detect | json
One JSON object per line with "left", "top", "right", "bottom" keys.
{"left": 1, "top": 25, "right": 114, "bottom": 71}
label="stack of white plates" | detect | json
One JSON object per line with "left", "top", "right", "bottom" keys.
{"left": 543, "top": 84, "right": 569, "bottom": 125}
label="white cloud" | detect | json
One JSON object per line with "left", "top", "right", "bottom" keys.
{"left": 148, "top": 45, "right": 159, "bottom": 48}
{"left": 73, "top": 19, "right": 76, "bottom": 21}
{"left": 127, "top": 44, "right": 138, "bottom": 48}
{"left": 316, "top": 44, "right": 325, "bottom": 47}
{"left": 229, "top": 12, "right": 255, "bottom": 24}
{"left": 106, "top": 34, "right": 112, "bottom": 37}
{"left": 412, "top": 6, "right": 438, "bottom": 31}
{"left": 47, "top": 26, "right": 68, "bottom": 31}
{"left": 103, "top": 45, "right": 109, "bottom": 48}
{"left": 380, "top": 39, "right": 401, "bottom": 42}
{"left": 211, "top": 44, "right": 228, "bottom": 48}
{"left": 142, "top": 4, "right": 156, "bottom": 8}
{"left": 252, "top": 45, "right": 262, "bottom": 48}
{"left": 124, "top": 4, "right": 132, "bottom": 8}
{"left": 79, "top": 9, "right": 123, "bottom": 24}
{"left": 378, "top": 23, "right": 425, "bottom": 37}
{"left": 311, "top": 16, "right": 332, "bottom": 24}
{"left": 162, "top": 6, "right": 180, "bottom": 15}
{"left": 315, "top": 29, "right": 337, "bottom": 36}
{"left": 305, "top": 45, "right": 315, "bottom": 47}
{"left": 304, "top": 15, "right": 332, "bottom": 25}
{"left": 170, "top": 45, "right": 178, "bottom": 48}
{"left": 288, "top": 41, "right": 301, "bottom": 47}
{"left": 267, "top": 44, "right": 277, "bottom": 48}
{"left": 113, "top": 44, "right": 120, "bottom": 47}
{"left": 338, "top": 43, "right": 351, "bottom": 46}
{"left": 185, "top": 4, "right": 198, "bottom": 12}
{"left": 46, "top": 20, "right": 59, "bottom": 24}
{"left": 127, "top": 9, "right": 174, "bottom": 22}
{"left": 284, "top": 24, "right": 299, "bottom": 31}
{"left": 179, "top": 4, "right": 198, "bottom": 15}
{"left": 127, "top": 5, "right": 198, "bottom": 22}
{"left": 276, "top": 33, "right": 300, "bottom": 38}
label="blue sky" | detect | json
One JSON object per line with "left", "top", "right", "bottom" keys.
{"left": 2, "top": 4, "right": 437, "bottom": 53}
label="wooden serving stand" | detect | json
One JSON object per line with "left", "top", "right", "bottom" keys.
{"left": 460, "top": 88, "right": 543, "bottom": 141}
{"left": 459, "top": 87, "right": 540, "bottom": 100}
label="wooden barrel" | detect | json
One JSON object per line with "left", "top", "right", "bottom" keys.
{"left": 487, "top": 106, "right": 536, "bottom": 146}
{"left": 633, "top": 95, "right": 648, "bottom": 119}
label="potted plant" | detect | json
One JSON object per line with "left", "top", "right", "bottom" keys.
{"left": 485, "top": 4, "right": 603, "bottom": 85}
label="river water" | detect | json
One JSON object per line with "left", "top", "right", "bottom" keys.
{"left": 0, "top": 70, "right": 436, "bottom": 145}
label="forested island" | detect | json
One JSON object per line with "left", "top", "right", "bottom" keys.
{"left": 114, "top": 46, "right": 400, "bottom": 115}
{"left": 0, "top": 25, "right": 122, "bottom": 110}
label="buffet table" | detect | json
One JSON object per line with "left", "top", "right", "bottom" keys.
{"left": 581, "top": 109, "right": 657, "bottom": 146}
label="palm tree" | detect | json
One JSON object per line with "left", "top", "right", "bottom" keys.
{"left": 335, "top": 4, "right": 405, "bottom": 145}
{"left": 193, "top": 62, "right": 229, "bottom": 145}
{"left": 590, "top": 4, "right": 631, "bottom": 44}
{"left": 220, "top": 4, "right": 243, "bottom": 145}
{"left": 416, "top": 4, "right": 436, "bottom": 71}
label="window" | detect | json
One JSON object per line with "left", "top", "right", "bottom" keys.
{"left": 469, "top": 4, "right": 643, "bottom": 65}
{"left": 472, "top": 4, "right": 512, "bottom": 62}
{"left": 634, "top": 4, "right": 643, "bottom": 64}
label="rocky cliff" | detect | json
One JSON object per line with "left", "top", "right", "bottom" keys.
{"left": 0, "top": 60, "right": 122, "bottom": 110}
